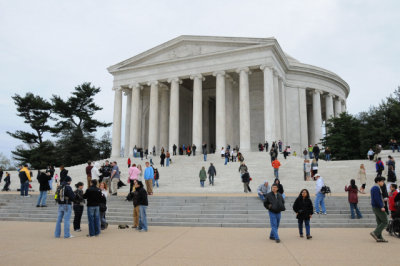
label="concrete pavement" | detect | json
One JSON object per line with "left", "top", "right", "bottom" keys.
{"left": 0, "top": 221, "right": 399, "bottom": 265}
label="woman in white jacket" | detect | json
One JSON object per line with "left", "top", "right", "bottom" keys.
{"left": 91, "top": 162, "right": 101, "bottom": 181}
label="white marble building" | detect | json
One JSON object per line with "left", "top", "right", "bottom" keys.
{"left": 108, "top": 35, "right": 349, "bottom": 157}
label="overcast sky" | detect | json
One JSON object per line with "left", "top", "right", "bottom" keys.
{"left": 0, "top": 0, "right": 399, "bottom": 160}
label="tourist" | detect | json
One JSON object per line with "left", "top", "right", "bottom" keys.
{"left": 73, "top": 182, "right": 85, "bottom": 232}
{"left": 380, "top": 177, "right": 389, "bottom": 214}
{"left": 303, "top": 148, "right": 308, "bottom": 159}
{"left": 83, "top": 179, "right": 104, "bottom": 237}
{"left": 387, "top": 155, "right": 396, "bottom": 176}
{"left": 173, "top": 144, "right": 177, "bottom": 155}
{"left": 160, "top": 151, "right": 166, "bottom": 167}
{"left": 325, "top": 147, "right": 331, "bottom": 161}
{"left": 263, "top": 184, "right": 285, "bottom": 243}
{"left": 269, "top": 147, "right": 276, "bottom": 162}
{"left": 166, "top": 151, "right": 171, "bottom": 167}
{"left": 152, "top": 146, "right": 156, "bottom": 156}
{"left": 2, "top": 172, "right": 11, "bottom": 191}
{"left": 135, "top": 180, "right": 148, "bottom": 232}
{"left": 314, "top": 174, "right": 327, "bottom": 215}
{"left": 238, "top": 152, "right": 244, "bottom": 162}
{"left": 345, "top": 179, "right": 363, "bottom": 219}
{"left": 238, "top": 162, "right": 248, "bottom": 179}
{"left": 137, "top": 164, "right": 143, "bottom": 180}
{"left": 148, "top": 152, "right": 154, "bottom": 165}
{"left": 274, "top": 178, "right": 285, "bottom": 198}
{"left": 207, "top": 163, "right": 217, "bottom": 186}
{"left": 220, "top": 147, "right": 225, "bottom": 158}
{"left": 140, "top": 148, "right": 144, "bottom": 160}
{"left": 264, "top": 141, "right": 269, "bottom": 152}
{"left": 19, "top": 164, "right": 31, "bottom": 197}
{"left": 376, "top": 157, "right": 384, "bottom": 177}
{"left": 199, "top": 167, "right": 207, "bottom": 187}
{"left": 110, "top": 161, "right": 120, "bottom": 196}
{"left": 127, "top": 157, "right": 131, "bottom": 168}
{"left": 0, "top": 167, "right": 3, "bottom": 183}
{"left": 59, "top": 165, "right": 68, "bottom": 183}
{"left": 387, "top": 165, "right": 396, "bottom": 190}
{"left": 179, "top": 145, "right": 183, "bottom": 155}
{"left": 257, "top": 181, "right": 270, "bottom": 201}
{"left": 130, "top": 179, "right": 140, "bottom": 229}
{"left": 99, "top": 182, "right": 108, "bottom": 230}
{"left": 358, "top": 164, "right": 367, "bottom": 193}
{"left": 153, "top": 168, "right": 159, "bottom": 188}
{"left": 230, "top": 149, "right": 234, "bottom": 162}
{"left": 144, "top": 162, "right": 154, "bottom": 195}
{"left": 91, "top": 162, "right": 101, "bottom": 181}
{"left": 388, "top": 184, "right": 399, "bottom": 217}
{"left": 241, "top": 171, "right": 251, "bottom": 193}
{"left": 85, "top": 161, "right": 93, "bottom": 187}
{"left": 145, "top": 148, "right": 148, "bottom": 159}
{"left": 272, "top": 158, "right": 281, "bottom": 179}
{"left": 101, "top": 160, "right": 112, "bottom": 193}
{"left": 128, "top": 164, "right": 141, "bottom": 192}
{"left": 304, "top": 159, "right": 311, "bottom": 181}
{"left": 54, "top": 176, "right": 75, "bottom": 239}
{"left": 47, "top": 165, "right": 55, "bottom": 193}
{"left": 283, "top": 148, "right": 289, "bottom": 159}
{"left": 311, "top": 159, "right": 318, "bottom": 180}
{"left": 224, "top": 149, "right": 230, "bottom": 165}
{"left": 293, "top": 189, "right": 313, "bottom": 239}
{"left": 308, "top": 145, "right": 314, "bottom": 159}
{"left": 367, "top": 148, "right": 374, "bottom": 160}
{"left": 202, "top": 142, "right": 207, "bottom": 161}
{"left": 192, "top": 144, "right": 197, "bottom": 156}
{"left": 370, "top": 176, "right": 389, "bottom": 242}
{"left": 313, "top": 144, "right": 320, "bottom": 161}
{"left": 232, "top": 149, "right": 237, "bottom": 162}
{"left": 36, "top": 170, "right": 51, "bottom": 207}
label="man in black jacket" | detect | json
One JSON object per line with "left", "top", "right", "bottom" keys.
{"left": 83, "top": 179, "right": 105, "bottom": 237}
{"left": 134, "top": 181, "right": 148, "bottom": 232}
{"left": 207, "top": 163, "right": 217, "bottom": 186}
{"left": 54, "top": 176, "right": 75, "bottom": 239}
{"left": 36, "top": 170, "right": 51, "bottom": 207}
{"left": 59, "top": 165, "right": 68, "bottom": 183}
{"left": 264, "top": 184, "right": 285, "bottom": 243}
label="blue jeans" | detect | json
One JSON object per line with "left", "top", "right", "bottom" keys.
{"left": 37, "top": 191, "right": 47, "bottom": 206}
{"left": 325, "top": 154, "right": 331, "bottom": 161}
{"left": 20, "top": 181, "right": 29, "bottom": 196}
{"left": 315, "top": 193, "right": 326, "bottom": 213}
{"left": 203, "top": 154, "right": 207, "bottom": 161}
{"left": 49, "top": 178, "right": 53, "bottom": 190}
{"left": 153, "top": 179, "right": 159, "bottom": 187}
{"left": 298, "top": 219, "right": 310, "bottom": 236}
{"left": 224, "top": 157, "right": 228, "bottom": 165}
{"left": 139, "top": 205, "right": 148, "bottom": 231}
{"left": 54, "top": 204, "right": 72, "bottom": 238}
{"left": 309, "top": 152, "right": 313, "bottom": 159}
{"left": 166, "top": 158, "right": 170, "bottom": 166}
{"left": 268, "top": 211, "right": 281, "bottom": 240}
{"left": 87, "top": 206, "right": 101, "bottom": 236}
{"left": 274, "top": 169, "right": 279, "bottom": 178}
{"left": 200, "top": 181, "right": 205, "bottom": 187}
{"left": 258, "top": 194, "right": 266, "bottom": 201}
{"left": 350, "top": 203, "right": 362, "bottom": 219}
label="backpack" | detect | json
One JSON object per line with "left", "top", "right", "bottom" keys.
{"left": 55, "top": 185, "right": 68, "bottom": 203}
{"left": 321, "top": 185, "right": 331, "bottom": 195}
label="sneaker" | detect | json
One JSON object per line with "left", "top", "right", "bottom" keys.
{"left": 131, "top": 226, "right": 138, "bottom": 229}
{"left": 65, "top": 235, "right": 75, "bottom": 239}
{"left": 370, "top": 232, "right": 378, "bottom": 241}
{"left": 321, "top": 212, "right": 327, "bottom": 215}
{"left": 314, "top": 211, "right": 320, "bottom": 214}
{"left": 307, "top": 235, "right": 312, "bottom": 239}
{"left": 135, "top": 227, "right": 141, "bottom": 231}
{"left": 377, "top": 238, "right": 388, "bottom": 243}
{"left": 74, "top": 229, "right": 81, "bottom": 232}
{"left": 300, "top": 234, "right": 304, "bottom": 238}
{"left": 86, "top": 234, "right": 93, "bottom": 237}
{"left": 275, "top": 239, "right": 280, "bottom": 243}
{"left": 139, "top": 229, "right": 147, "bottom": 232}
{"left": 24, "top": 195, "right": 31, "bottom": 198}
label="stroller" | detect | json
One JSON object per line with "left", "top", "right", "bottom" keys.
{"left": 387, "top": 218, "right": 400, "bottom": 237}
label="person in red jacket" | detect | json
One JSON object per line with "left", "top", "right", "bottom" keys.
{"left": 345, "top": 179, "right": 363, "bottom": 219}
{"left": 127, "top": 158, "right": 131, "bottom": 168}
{"left": 388, "top": 184, "right": 399, "bottom": 217}
{"left": 271, "top": 159, "right": 281, "bottom": 179}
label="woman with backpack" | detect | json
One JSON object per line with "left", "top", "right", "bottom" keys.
{"left": 293, "top": 189, "right": 313, "bottom": 239}
{"left": 73, "top": 182, "right": 85, "bottom": 232}
{"left": 345, "top": 179, "right": 363, "bottom": 219}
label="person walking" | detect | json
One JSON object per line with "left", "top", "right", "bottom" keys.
{"left": 241, "top": 171, "right": 251, "bottom": 193}
{"left": 345, "top": 179, "right": 363, "bottom": 219}
{"left": 202, "top": 142, "right": 207, "bottom": 161}
{"left": 128, "top": 164, "right": 141, "bottom": 192}
{"left": 166, "top": 151, "right": 171, "bottom": 167}
{"left": 271, "top": 158, "right": 281, "bottom": 179}
{"left": 54, "top": 176, "right": 75, "bottom": 239}
{"left": 314, "top": 174, "right": 327, "bottom": 215}
{"left": 308, "top": 145, "right": 314, "bottom": 159}
{"left": 376, "top": 157, "right": 384, "bottom": 177}
{"left": 370, "top": 176, "right": 389, "bottom": 242}
{"left": 36, "top": 170, "right": 51, "bottom": 207}
{"left": 199, "top": 167, "right": 207, "bottom": 187}
{"left": 83, "top": 179, "right": 104, "bottom": 237}
{"left": 263, "top": 184, "right": 285, "bottom": 243}
{"left": 173, "top": 144, "right": 177, "bottom": 156}
{"left": 160, "top": 151, "right": 166, "bottom": 167}
{"left": 207, "top": 163, "right": 217, "bottom": 186}
{"left": 239, "top": 162, "right": 248, "bottom": 179}
{"left": 293, "top": 189, "right": 313, "bottom": 239}
{"left": 19, "top": 164, "right": 31, "bottom": 197}
{"left": 127, "top": 157, "right": 131, "bottom": 168}
{"left": 224, "top": 149, "right": 230, "bottom": 165}
{"left": 192, "top": 144, "right": 197, "bottom": 156}
{"left": 85, "top": 161, "right": 93, "bottom": 187}
{"left": 2, "top": 172, "right": 11, "bottom": 191}
{"left": 135, "top": 180, "right": 148, "bottom": 232}
{"left": 358, "top": 164, "right": 367, "bottom": 193}
{"left": 73, "top": 182, "right": 85, "bottom": 232}
{"left": 110, "top": 161, "right": 120, "bottom": 196}
{"left": 144, "top": 162, "right": 154, "bottom": 195}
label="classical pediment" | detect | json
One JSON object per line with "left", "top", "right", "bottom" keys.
{"left": 109, "top": 35, "right": 275, "bottom": 72}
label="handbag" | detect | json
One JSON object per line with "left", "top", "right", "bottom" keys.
{"left": 99, "top": 203, "right": 107, "bottom": 212}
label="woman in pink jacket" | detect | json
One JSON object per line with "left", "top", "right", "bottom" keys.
{"left": 128, "top": 164, "right": 141, "bottom": 192}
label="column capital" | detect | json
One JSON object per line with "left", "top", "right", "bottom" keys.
{"left": 159, "top": 84, "right": 169, "bottom": 91}
{"left": 341, "top": 99, "right": 346, "bottom": 104}
{"left": 147, "top": 80, "right": 159, "bottom": 86}
{"left": 129, "top": 82, "right": 143, "bottom": 90}
{"left": 236, "top": 67, "right": 251, "bottom": 74}
{"left": 112, "top": 86, "right": 122, "bottom": 91}
{"left": 190, "top": 74, "right": 205, "bottom": 81}
{"left": 122, "top": 88, "right": 131, "bottom": 96}
{"left": 213, "top": 71, "right": 226, "bottom": 77}
{"left": 167, "top": 77, "right": 182, "bottom": 84}
{"left": 325, "top": 92, "right": 334, "bottom": 98}
{"left": 225, "top": 74, "right": 236, "bottom": 84}
{"left": 260, "top": 64, "right": 274, "bottom": 71}
{"left": 312, "top": 89, "right": 323, "bottom": 95}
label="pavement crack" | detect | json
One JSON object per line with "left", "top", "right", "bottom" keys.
{"left": 136, "top": 227, "right": 192, "bottom": 265}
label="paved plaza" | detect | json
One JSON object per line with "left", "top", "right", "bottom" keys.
{"left": 0, "top": 221, "right": 399, "bottom": 266}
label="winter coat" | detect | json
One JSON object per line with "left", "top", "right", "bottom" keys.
{"left": 238, "top": 165, "right": 248, "bottom": 175}
{"left": 73, "top": 189, "right": 85, "bottom": 206}
{"left": 241, "top": 172, "right": 250, "bottom": 183}
{"left": 60, "top": 169, "right": 68, "bottom": 183}
{"left": 358, "top": 169, "right": 366, "bottom": 184}
{"left": 37, "top": 172, "right": 51, "bottom": 191}
{"left": 83, "top": 186, "right": 105, "bottom": 207}
{"left": 199, "top": 169, "right": 207, "bottom": 181}
{"left": 345, "top": 186, "right": 359, "bottom": 204}
{"left": 263, "top": 192, "right": 285, "bottom": 213}
{"left": 208, "top": 165, "right": 216, "bottom": 176}
{"left": 293, "top": 196, "right": 313, "bottom": 220}
{"left": 134, "top": 186, "right": 148, "bottom": 206}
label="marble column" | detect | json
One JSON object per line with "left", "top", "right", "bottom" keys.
{"left": 279, "top": 77, "right": 287, "bottom": 145}
{"left": 237, "top": 67, "right": 251, "bottom": 151}
{"left": 225, "top": 75, "right": 234, "bottom": 146}
{"left": 129, "top": 83, "right": 141, "bottom": 156}
{"left": 159, "top": 85, "right": 169, "bottom": 151}
{"left": 325, "top": 93, "right": 334, "bottom": 121}
{"left": 260, "top": 65, "right": 275, "bottom": 143}
{"left": 168, "top": 77, "right": 181, "bottom": 152}
{"left": 124, "top": 89, "right": 132, "bottom": 157}
{"left": 191, "top": 74, "right": 204, "bottom": 148}
{"left": 273, "top": 71, "right": 281, "bottom": 142}
{"left": 111, "top": 87, "right": 122, "bottom": 157}
{"left": 312, "top": 90, "right": 323, "bottom": 145}
{"left": 202, "top": 97, "right": 210, "bottom": 151}
{"left": 214, "top": 71, "right": 226, "bottom": 150}
{"left": 334, "top": 97, "right": 341, "bottom": 117}
{"left": 341, "top": 100, "right": 346, "bottom": 113}
{"left": 148, "top": 81, "right": 159, "bottom": 153}
{"left": 298, "top": 88, "right": 308, "bottom": 149}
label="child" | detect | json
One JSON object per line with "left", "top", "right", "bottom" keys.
{"left": 2, "top": 172, "right": 11, "bottom": 191}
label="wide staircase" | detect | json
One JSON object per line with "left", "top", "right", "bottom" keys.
{"left": 0, "top": 194, "right": 376, "bottom": 228}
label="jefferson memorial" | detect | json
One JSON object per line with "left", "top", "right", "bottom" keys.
{"left": 108, "top": 35, "right": 349, "bottom": 157}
